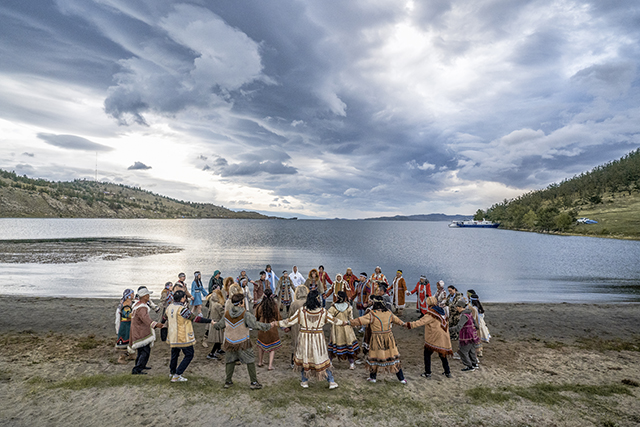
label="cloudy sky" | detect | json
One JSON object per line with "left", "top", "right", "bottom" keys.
{"left": 1, "top": 0, "right": 639, "bottom": 218}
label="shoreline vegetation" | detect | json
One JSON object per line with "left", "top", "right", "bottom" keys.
{"left": 0, "top": 296, "right": 638, "bottom": 426}
{"left": 0, "top": 169, "right": 278, "bottom": 220}
{"left": 476, "top": 148, "right": 640, "bottom": 240}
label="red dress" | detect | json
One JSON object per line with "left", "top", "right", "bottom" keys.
{"left": 409, "top": 282, "right": 431, "bottom": 313}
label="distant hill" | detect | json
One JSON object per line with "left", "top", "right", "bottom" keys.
{"left": 0, "top": 169, "right": 277, "bottom": 219}
{"left": 478, "top": 148, "right": 640, "bottom": 238}
{"left": 364, "top": 213, "right": 471, "bottom": 221}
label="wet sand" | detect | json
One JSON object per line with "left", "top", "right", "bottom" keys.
{"left": 0, "top": 297, "right": 638, "bottom": 426}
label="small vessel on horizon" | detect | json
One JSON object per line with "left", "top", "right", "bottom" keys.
{"left": 449, "top": 219, "right": 500, "bottom": 228}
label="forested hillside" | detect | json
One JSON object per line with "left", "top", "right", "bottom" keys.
{"left": 0, "top": 170, "right": 276, "bottom": 219}
{"left": 475, "top": 148, "right": 640, "bottom": 238}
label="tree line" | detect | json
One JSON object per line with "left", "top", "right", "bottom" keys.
{"left": 474, "top": 148, "right": 640, "bottom": 232}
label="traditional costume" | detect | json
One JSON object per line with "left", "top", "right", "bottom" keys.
{"left": 276, "top": 272, "right": 296, "bottom": 312}
{"left": 253, "top": 277, "right": 269, "bottom": 308}
{"left": 409, "top": 276, "right": 432, "bottom": 315}
{"left": 290, "top": 267, "right": 305, "bottom": 288}
{"left": 115, "top": 289, "right": 134, "bottom": 363}
{"left": 354, "top": 273, "right": 372, "bottom": 316}
{"left": 265, "top": 266, "right": 279, "bottom": 293}
{"left": 206, "top": 290, "right": 225, "bottom": 358}
{"left": 349, "top": 302, "right": 406, "bottom": 383}
{"left": 212, "top": 300, "right": 272, "bottom": 388}
{"left": 287, "top": 286, "right": 309, "bottom": 367}
{"left": 449, "top": 300, "right": 481, "bottom": 370}
{"left": 342, "top": 269, "right": 359, "bottom": 301}
{"left": 130, "top": 288, "right": 160, "bottom": 375}
{"left": 324, "top": 274, "right": 353, "bottom": 303}
{"left": 166, "top": 300, "right": 211, "bottom": 381}
{"left": 407, "top": 296, "right": 452, "bottom": 377}
{"left": 255, "top": 302, "right": 283, "bottom": 353}
{"left": 391, "top": 271, "right": 407, "bottom": 315}
{"left": 278, "top": 306, "right": 346, "bottom": 380}
{"left": 327, "top": 300, "right": 360, "bottom": 364}
{"left": 447, "top": 290, "right": 465, "bottom": 340}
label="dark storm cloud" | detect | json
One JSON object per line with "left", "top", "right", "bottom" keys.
{"left": 22, "top": 152, "right": 34, "bottom": 157}
{"left": 128, "top": 161, "right": 152, "bottom": 170}
{"left": 211, "top": 158, "right": 297, "bottom": 177}
{"left": 37, "top": 133, "right": 113, "bottom": 152}
{"left": 2, "top": 0, "right": 640, "bottom": 216}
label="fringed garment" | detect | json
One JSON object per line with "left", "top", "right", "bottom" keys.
{"left": 279, "top": 307, "right": 346, "bottom": 380}
{"left": 350, "top": 310, "right": 404, "bottom": 373}
{"left": 327, "top": 303, "right": 360, "bottom": 360}
{"left": 255, "top": 304, "right": 282, "bottom": 352}
{"left": 407, "top": 306, "right": 453, "bottom": 356}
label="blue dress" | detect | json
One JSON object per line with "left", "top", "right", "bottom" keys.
{"left": 191, "top": 280, "right": 208, "bottom": 306}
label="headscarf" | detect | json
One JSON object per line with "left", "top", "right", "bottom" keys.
{"left": 119, "top": 289, "right": 134, "bottom": 310}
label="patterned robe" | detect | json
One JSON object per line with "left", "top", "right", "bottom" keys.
{"left": 409, "top": 281, "right": 432, "bottom": 313}
{"left": 278, "top": 307, "right": 346, "bottom": 379}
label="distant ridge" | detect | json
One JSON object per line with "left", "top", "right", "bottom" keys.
{"left": 0, "top": 169, "right": 277, "bottom": 219}
{"left": 364, "top": 213, "right": 471, "bottom": 221}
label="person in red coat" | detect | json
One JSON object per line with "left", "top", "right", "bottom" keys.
{"left": 342, "top": 268, "right": 359, "bottom": 302}
{"left": 407, "top": 275, "right": 431, "bottom": 317}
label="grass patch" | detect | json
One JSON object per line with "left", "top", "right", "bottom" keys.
{"left": 466, "top": 386, "right": 512, "bottom": 404}
{"left": 41, "top": 373, "right": 429, "bottom": 420}
{"left": 576, "top": 337, "right": 640, "bottom": 352}
{"left": 76, "top": 335, "right": 103, "bottom": 350}
{"left": 467, "top": 383, "right": 633, "bottom": 406}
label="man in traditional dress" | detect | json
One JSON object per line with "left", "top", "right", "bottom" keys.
{"left": 318, "top": 265, "right": 333, "bottom": 308}
{"left": 342, "top": 268, "right": 359, "bottom": 302}
{"left": 166, "top": 290, "right": 212, "bottom": 382}
{"left": 391, "top": 270, "right": 408, "bottom": 316}
{"left": 371, "top": 266, "right": 389, "bottom": 295}
{"left": 130, "top": 287, "right": 164, "bottom": 375}
{"left": 408, "top": 275, "right": 431, "bottom": 317}
{"left": 212, "top": 293, "right": 273, "bottom": 389}
{"left": 253, "top": 271, "right": 269, "bottom": 309}
{"left": 354, "top": 272, "right": 372, "bottom": 318}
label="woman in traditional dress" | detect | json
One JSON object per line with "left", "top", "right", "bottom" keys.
{"left": 391, "top": 270, "right": 407, "bottom": 316}
{"left": 327, "top": 291, "right": 359, "bottom": 369}
{"left": 115, "top": 289, "right": 135, "bottom": 363}
{"left": 206, "top": 290, "right": 226, "bottom": 360}
{"left": 255, "top": 288, "right": 283, "bottom": 370}
{"left": 304, "top": 269, "right": 323, "bottom": 295}
{"left": 191, "top": 271, "right": 208, "bottom": 316}
{"left": 370, "top": 266, "right": 389, "bottom": 293}
{"left": 406, "top": 296, "right": 452, "bottom": 378}
{"left": 275, "top": 290, "right": 345, "bottom": 389}
{"left": 466, "top": 289, "right": 490, "bottom": 356}
{"left": 276, "top": 270, "right": 296, "bottom": 314}
{"left": 324, "top": 273, "right": 352, "bottom": 304}
{"left": 347, "top": 295, "right": 407, "bottom": 384}
{"left": 222, "top": 276, "right": 235, "bottom": 301}
{"left": 446, "top": 285, "right": 465, "bottom": 359}
{"left": 435, "top": 280, "right": 447, "bottom": 308}
{"left": 287, "top": 284, "right": 308, "bottom": 368}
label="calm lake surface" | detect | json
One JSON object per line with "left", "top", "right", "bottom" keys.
{"left": 1, "top": 218, "right": 639, "bottom": 302}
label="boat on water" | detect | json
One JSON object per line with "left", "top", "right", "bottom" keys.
{"left": 449, "top": 219, "right": 500, "bottom": 228}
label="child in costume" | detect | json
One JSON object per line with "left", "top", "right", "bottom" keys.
{"left": 406, "top": 296, "right": 453, "bottom": 378}
{"left": 255, "top": 288, "right": 283, "bottom": 370}
{"left": 115, "top": 289, "right": 135, "bottom": 363}
{"left": 212, "top": 293, "right": 273, "bottom": 389}
{"left": 348, "top": 295, "right": 407, "bottom": 384}
{"left": 327, "top": 291, "right": 359, "bottom": 369}
{"left": 276, "top": 290, "right": 346, "bottom": 389}
{"left": 166, "top": 290, "right": 212, "bottom": 382}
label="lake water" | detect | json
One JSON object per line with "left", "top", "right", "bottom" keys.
{"left": 1, "top": 218, "right": 639, "bottom": 302}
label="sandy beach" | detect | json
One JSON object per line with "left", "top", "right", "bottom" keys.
{"left": 0, "top": 296, "right": 639, "bottom": 427}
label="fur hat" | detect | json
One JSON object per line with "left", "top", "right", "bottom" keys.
{"left": 427, "top": 296, "right": 438, "bottom": 307}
